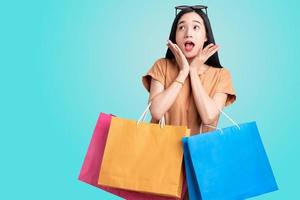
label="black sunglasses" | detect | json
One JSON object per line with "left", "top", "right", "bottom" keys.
{"left": 175, "top": 5, "right": 208, "bottom": 16}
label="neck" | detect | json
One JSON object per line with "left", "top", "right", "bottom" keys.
{"left": 187, "top": 57, "right": 209, "bottom": 68}
{"left": 187, "top": 58, "right": 193, "bottom": 65}
{"left": 187, "top": 57, "right": 210, "bottom": 74}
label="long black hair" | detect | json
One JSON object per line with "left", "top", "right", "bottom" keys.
{"left": 165, "top": 8, "right": 222, "bottom": 68}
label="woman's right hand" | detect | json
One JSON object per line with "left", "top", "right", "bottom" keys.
{"left": 167, "top": 40, "right": 190, "bottom": 75}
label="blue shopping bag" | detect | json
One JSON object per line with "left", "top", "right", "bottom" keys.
{"left": 183, "top": 111, "right": 278, "bottom": 200}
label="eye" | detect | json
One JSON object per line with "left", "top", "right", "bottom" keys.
{"left": 178, "top": 26, "right": 185, "bottom": 30}
{"left": 194, "top": 25, "right": 200, "bottom": 30}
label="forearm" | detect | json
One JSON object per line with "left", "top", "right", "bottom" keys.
{"left": 150, "top": 71, "right": 188, "bottom": 120}
{"left": 189, "top": 70, "right": 219, "bottom": 124}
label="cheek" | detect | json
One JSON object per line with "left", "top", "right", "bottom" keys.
{"left": 175, "top": 35, "right": 185, "bottom": 50}
{"left": 175, "top": 32, "right": 183, "bottom": 44}
{"left": 195, "top": 35, "right": 206, "bottom": 48}
{"left": 193, "top": 45, "right": 202, "bottom": 54}
{"left": 196, "top": 30, "right": 207, "bottom": 42}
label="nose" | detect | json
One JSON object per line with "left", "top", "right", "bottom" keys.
{"left": 184, "top": 27, "right": 193, "bottom": 38}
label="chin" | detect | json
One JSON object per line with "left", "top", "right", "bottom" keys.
{"left": 184, "top": 52, "right": 197, "bottom": 59}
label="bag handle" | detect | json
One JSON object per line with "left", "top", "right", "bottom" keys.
{"left": 137, "top": 102, "right": 165, "bottom": 128}
{"left": 218, "top": 108, "right": 240, "bottom": 129}
{"left": 200, "top": 107, "right": 240, "bottom": 134}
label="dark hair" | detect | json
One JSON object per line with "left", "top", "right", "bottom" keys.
{"left": 165, "top": 8, "right": 222, "bottom": 68}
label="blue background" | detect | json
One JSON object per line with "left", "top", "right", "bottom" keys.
{"left": 0, "top": 0, "right": 299, "bottom": 199}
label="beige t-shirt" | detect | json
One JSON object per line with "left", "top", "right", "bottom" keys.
{"left": 142, "top": 58, "right": 236, "bottom": 135}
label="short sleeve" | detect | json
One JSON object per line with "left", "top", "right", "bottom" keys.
{"left": 215, "top": 68, "right": 237, "bottom": 107}
{"left": 142, "top": 58, "right": 166, "bottom": 92}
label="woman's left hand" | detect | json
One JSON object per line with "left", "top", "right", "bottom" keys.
{"left": 190, "top": 43, "right": 220, "bottom": 72}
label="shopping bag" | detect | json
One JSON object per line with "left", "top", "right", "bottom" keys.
{"left": 79, "top": 112, "right": 187, "bottom": 200}
{"left": 79, "top": 113, "right": 114, "bottom": 185}
{"left": 98, "top": 103, "right": 190, "bottom": 198}
{"left": 183, "top": 110, "right": 278, "bottom": 200}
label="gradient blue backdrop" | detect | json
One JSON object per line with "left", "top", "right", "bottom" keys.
{"left": 1, "top": 0, "right": 299, "bottom": 199}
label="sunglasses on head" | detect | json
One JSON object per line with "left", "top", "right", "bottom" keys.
{"left": 175, "top": 5, "right": 208, "bottom": 16}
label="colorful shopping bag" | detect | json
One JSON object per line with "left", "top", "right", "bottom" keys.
{"left": 79, "top": 112, "right": 187, "bottom": 200}
{"left": 183, "top": 110, "right": 278, "bottom": 200}
{"left": 79, "top": 113, "right": 114, "bottom": 186}
{"left": 98, "top": 104, "right": 190, "bottom": 198}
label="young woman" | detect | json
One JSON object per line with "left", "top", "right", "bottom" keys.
{"left": 142, "top": 5, "right": 236, "bottom": 135}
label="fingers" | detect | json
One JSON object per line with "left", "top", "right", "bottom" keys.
{"left": 202, "top": 43, "right": 213, "bottom": 53}
{"left": 167, "top": 40, "right": 189, "bottom": 70}
{"left": 207, "top": 44, "right": 220, "bottom": 58}
{"left": 167, "top": 40, "right": 184, "bottom": 60}
{"left": 203, "top": 43, "right": 219, "bottom": 58}
{"left": 167, "top": 41, "right": 180, "bottom": 64}
{"left": 174, "top": 43, "right": 185, "bottom": 58}
{"left": 197, "top": 43, "right": 213, "bottom": 56}
{"left": 167, "top": 40, "right": 180, "bottom": 55}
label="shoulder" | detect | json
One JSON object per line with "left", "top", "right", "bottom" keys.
{"left": 152, "top": 57, "right": 175, "bottom": 67}
{"left": 150, "top": 57, "right": 177, "bottom": 75}
{"left": 220, "top": 67, "right": 233, "bottom": 80}
{"left": 210, "top": 66, "right": 232, "bottom": 79}
{"left": 220, "top": 67, "right": 231, "bottom": 74}
{"left": 142, "top": 58, "right": 172, "bottom": 92}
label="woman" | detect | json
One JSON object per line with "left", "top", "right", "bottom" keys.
{"left": 142, "top": 5, "right": 236, "bottom": 135}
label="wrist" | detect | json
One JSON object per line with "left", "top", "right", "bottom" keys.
{"left": 174, "top": 79, "right": 184, "bottom": 86}
{"left": 179, "top": 69, "right": 189, "bottom": 77}
{"left": 189, "top": 68, "right": 198, "bottom": 74}
{"left": 177, "top": 70, "right": 189, "bottom": 82}
{"left": 174, "top": 70, "right": 186, "bottom": 86}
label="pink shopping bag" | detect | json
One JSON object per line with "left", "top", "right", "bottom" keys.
{"left": 78, "top": 112, "right": 187, "bottom": 200}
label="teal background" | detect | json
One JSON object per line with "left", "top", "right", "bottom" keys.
{"left": 0, "top": 0, "right": 299, "bottom": 199}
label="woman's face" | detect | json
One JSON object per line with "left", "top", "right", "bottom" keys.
{"left": 175, "top": 12, "right": 207, "bottom": 59}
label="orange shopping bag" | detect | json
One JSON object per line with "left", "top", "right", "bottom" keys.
{"left": 98, "top": 102, "right": 190, "bottom": 198}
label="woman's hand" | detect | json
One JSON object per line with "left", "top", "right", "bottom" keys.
{"left": 190, "top": 43, "right": 219, "bottom": 73}
{"left": 167, "top": 40, "right": 189, "bottom": 75}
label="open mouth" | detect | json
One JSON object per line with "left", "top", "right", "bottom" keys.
{"left": 184, "top": 41, "right": 195, "bottom": 52}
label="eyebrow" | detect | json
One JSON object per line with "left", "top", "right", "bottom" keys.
{"left": 178, "top": 20, "right": 202, "bottom": 25}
